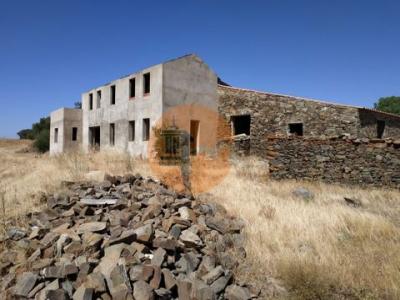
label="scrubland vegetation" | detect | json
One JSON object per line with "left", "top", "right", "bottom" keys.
{"left": 1, "top": 139, "right": 400, "bottom": 299}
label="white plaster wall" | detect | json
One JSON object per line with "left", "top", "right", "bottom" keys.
{"left": 82, "top": 64, "right": 163, "bottom": 157}
{"left": 50, "top": 108, "right": 65, "bottom": 155}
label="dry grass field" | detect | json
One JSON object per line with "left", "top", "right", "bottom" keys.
{"left": 1, "top": 139, "right": 400, "bottom": 299}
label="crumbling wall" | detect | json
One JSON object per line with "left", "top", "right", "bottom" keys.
{"left": 218, "top": 85, "right": 400, "bottom": 158}
{"left": 266, "top": 136, "right": 400, "bottom": 188}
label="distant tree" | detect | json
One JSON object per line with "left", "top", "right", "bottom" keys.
{"left": 74, "top": 101, "right": 82, "bottom": 109}
{"left": 17, "top": 129, "right": 34, "bottom": 140}
{"left": 374, "top": 96, "right": 400, "bottom": 115}
{"left": 17, "top": 116, "right": 50, "bottom": 153}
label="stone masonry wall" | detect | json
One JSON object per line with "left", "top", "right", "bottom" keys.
{"left": 266, "top": 136, "right": 400, "bottom": 188}
{"left": 218, "top": 85, "right": 400, "bottom": 158}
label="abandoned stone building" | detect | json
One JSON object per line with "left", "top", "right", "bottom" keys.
{"left": 50, "top": 54, "right": 400, "bottom": 187}
{"left": 50, "top": 54, "right": 400, "bottom": 155}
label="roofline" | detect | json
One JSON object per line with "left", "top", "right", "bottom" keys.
{"left": 218, "top": 84, "right": 363, "bottom": 110}
{"left": 83, "top": 53, "right": 197, "bottom": 94}
{"left": 218, "top": 84, "right": 400, "bottom": 120}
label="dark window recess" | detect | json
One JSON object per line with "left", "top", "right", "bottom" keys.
{"left": 72, "top": 127, "right": 78, "bottom": 141}
{"left": 231, "top": 115, "right": 251, "bottom": 135}
{"left": 110, "top": 123, "right": 115, "bottom": 146}
{"left": 89, "top": 93, "right": 93, "bottom": 110}
{"left": 54, "top": 128, "right": 59, "bottom": 143}
{"left": 129, "top": 78, "right": 136, "bottom": 98}
{"left": 143, "top": 73, "right": 150, "bottom": 95}
{"left": 289, "top": 123, "right": 303, "bottom": 136}
{"left": 97, "top": 90, "right": 101, "bottom": 108}
{"left": 129, "top": 121, "right": 135, "bottom": 141}
{"left": 143, "top": 118, "right": 150, "bottom": 141}
{"left": 110, "top": 85, "right": 116, "bottom": 105}
{"left": 377, "top": 120, "right": 385, "bottom": 139}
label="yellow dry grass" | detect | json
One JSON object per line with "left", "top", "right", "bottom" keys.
{"left": 1, "top": 140, "right": 400, "bottom": 299}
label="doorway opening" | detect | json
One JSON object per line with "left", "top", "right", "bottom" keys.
{"left": 190, "top": 120, "right": 200, "bottom": 155}
{"left": 377, "top": 120, "right": 385, "bottom": 139}
{"left": 89, "top": 126, "right": 101, "bottom": 150}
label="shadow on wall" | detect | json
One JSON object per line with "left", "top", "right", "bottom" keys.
{"left": 358, "top": 108, "right": 400, "bottom": 139}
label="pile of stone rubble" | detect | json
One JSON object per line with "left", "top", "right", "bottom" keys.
{"left": 0, "top": 174, "right": 259, "bottom": 299}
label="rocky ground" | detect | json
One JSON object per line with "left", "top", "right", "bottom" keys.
{"left": 0, "top": 173, "right": 259, "bottom": 299}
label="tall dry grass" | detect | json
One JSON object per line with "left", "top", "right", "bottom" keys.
{"left": 0, "top": 140, "right": 149, "bottom": 227}
{"left": 211, "top": 156, "right": 400, "bottom": 299}
{"left": 1, "top": 140, "right": 400, "bottom": 298}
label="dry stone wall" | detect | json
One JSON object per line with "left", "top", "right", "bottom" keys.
{"left": 266, "top": 136, "right": 400, "bottom": 188}
{"left": 218, "top": 85, "right": 400, "bottom": 152}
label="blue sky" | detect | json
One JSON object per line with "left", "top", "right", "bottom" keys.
{"left": 1, "top": 0, "right": 400, "bottom": 138}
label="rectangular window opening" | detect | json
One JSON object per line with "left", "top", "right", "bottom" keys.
{"left": 377, "top": 120, "right": 385, "bottom": 139}
{"left": 110, "top": 123, "right": 115, "bottom": 146}
{"left": 129, "top": 121, "right": 135, "bottom": 141}
{"left": 289, "top": 123, "right": 303, "bottom": 136}
{"left": 54, "top": 128, "right": 58, "bottom": 143}
{"left": 89, "top": 93, "right": 93, "bottom": 110}
{"left": 129, "top": 78, "right": 136, "bottom": 98}
{"left": 231, "top": 115, "right": 251, "bottom": 136}
{"left": 143, "top": 73, "right": 150, "bottom": 95}
{"left": 143, "top": 118, "right": 150, "bottom": 141}
{"left": 72, "top": 127, "right": 78, "bottom": 141}
{"left": 96, "top": 90, "right": 101, "bottom": 108}
{"left": 110, "top": 85, "right": 116, "bottom": 105}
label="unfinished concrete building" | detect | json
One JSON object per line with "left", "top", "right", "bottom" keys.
{"left": 50, "top": 54, "right": 400, "bottom": 157}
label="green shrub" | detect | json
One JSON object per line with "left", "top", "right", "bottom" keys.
{"left": 33, "top": 129, "right": 50, "bottom": 153}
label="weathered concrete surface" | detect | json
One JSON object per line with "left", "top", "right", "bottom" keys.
{"left": 50, "top": 108, "right": 82, "bottom": 155}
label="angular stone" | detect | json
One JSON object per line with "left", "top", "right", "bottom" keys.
{"left": 109, "top": 229, "right": 137, "bottom": 245}
{"left": 35, "top": 279, "right": 60, "bottom": 300}
{"left": 42, "top": 265, "right": 63, "bottom": 278}
{"left": 205, "top": 216, "right": 229, "bottom": 234}
{"left": 64, "top": 241, "right": 82, "bottom": 255}
{"left": 82, "top": 232, "right": 103, "bottom": 251}
{"left": 152, "top": 237, "right": 177, "bottom": 251}
{"left": 176, "top": 252, "right": 201, "bottom": 274}
{"left": 41, "top": 231, "right": 60, "bottom": 248}
{"left": 292, "top": 187, "right": 314, "bottom": 200}
{"left": 134, "top": 223, "right": 154, "bottom": 243}
{"left": 162, "top": 268, "right": 176, "bottom": 290}
{"left": 149, "top": 266, "right": 161, "bottom": 290}
{"left": 151, "top": 247, "right": 166, "bottom": 267}
{"left": 84, "top": 272, "right": 106, "bottom": 293}
{"left": 14, "top": 272, "right": 37, "bottom": 297}
{"left": 224, "top": 284, "right": 251, "bottom": 300}
{"left": 77, "top": 222, "right": 107, "bottom": 234}
{"left": 142, "top": 265, "right": 154, "bottom": 282}
{"left": 72, "top": 285, "right": 94, "bottom": 300}
{"left": 179, "top": 229, "right": 203, "bottom": 247}
{"left": 210, "top": 273, "right": 232, "bottom": 294}
{"left": 108, "top": 264, "right": 132, "bottom": 298}
{"left": 177, "top": 279, "right": 192, "bottom": 300}
{"left": 191, "top": 279, "right": 217, "bottom": 300}
{"left": 7, "top": 227, "right": 27, "bottom": 240}
{"left": 27, "top": 282, "right": 45, "bottom": 298}
{"left": 62, "top": 263, "right": 79, "bottom": 277}
{"left": 201, "top": 265, "right": 224, "bottom": 285}
{"left": 45, "top": 289, "right": 68, "bottom": 300}
{"left": 133, "top": 280, "right": 154, "bottom": 300}
{"left": 129, "top": 265, "right": 144, "bottom": 282}
{"left": 155, "top": 287, "right": 172, "bottom": 298}
{"left": 80, "top": 198, "right": 118, "bottom": 205}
